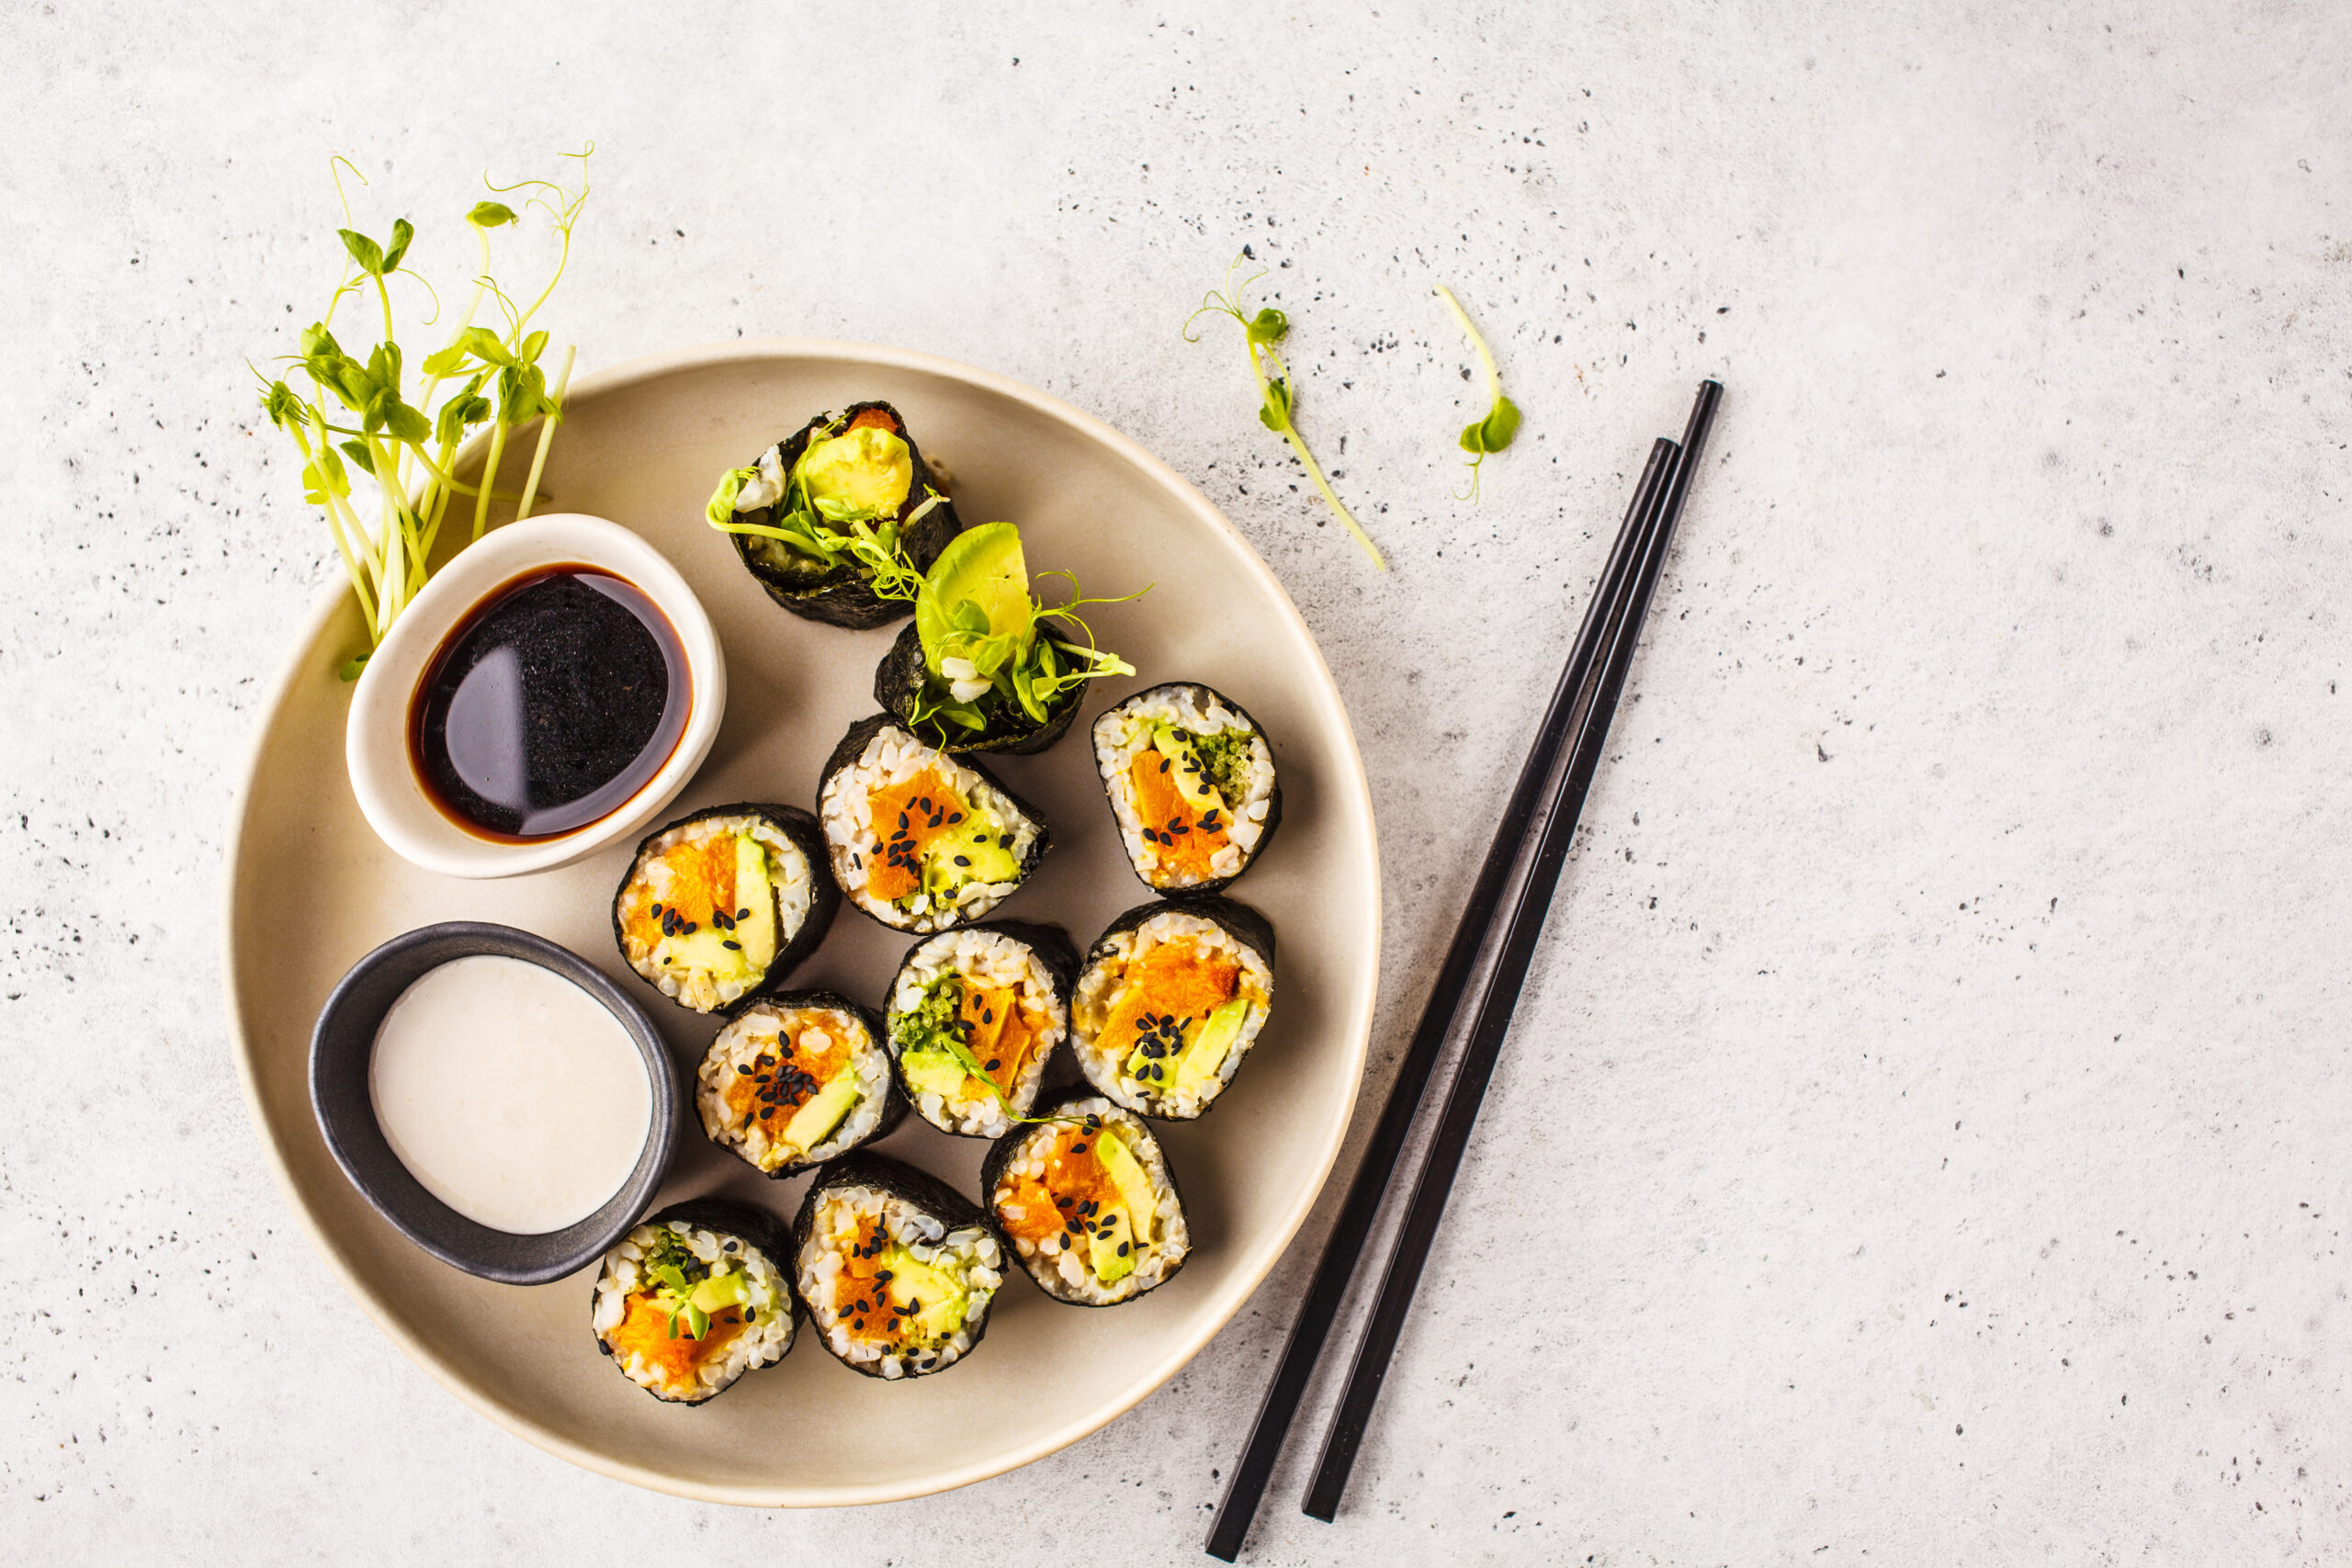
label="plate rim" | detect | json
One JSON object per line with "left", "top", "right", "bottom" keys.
{"left": 220, "top": 335, "right": 1384, "bottom": 1507}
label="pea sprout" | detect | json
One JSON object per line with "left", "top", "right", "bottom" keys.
{"left": 1435, "top": 284, "right": 1521, "bottom": 502}
{"left": 1184, "top": 253, "right": 1385, "bottom": 571}
{"left": 254, "top": 148, "right": 592, "bottom": 677}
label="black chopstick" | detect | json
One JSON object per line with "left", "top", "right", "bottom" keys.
{"left": 1204, "top": 437, "right": 1680, "bottom": 1562}
{"left": 1302, "top": 378, "right": 1722, "bottom": 1523}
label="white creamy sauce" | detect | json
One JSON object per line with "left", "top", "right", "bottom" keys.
{"left": 369, "top": 954, "right": 652, "bottom": 1235}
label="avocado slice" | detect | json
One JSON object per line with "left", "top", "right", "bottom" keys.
{"left": 781, "top": 1071, "right": 860, "bottom": 1153}
{"left": 1092, "top": 1128, "right": 1159, "bottom": 1245}
{"left": 1149, "top": 722, "right": 1225, "bottom": 814}
{"left": 1172, "top": 998, "right": 1250, "bottom": 1094}
{"left": 915, "top": 521, "right": 1033, "bottom": 676}
{"left": 1087, "top": 1207, "right": 1136, "bottom": 1284}
{"left": 797, "top": 423, "right": 912, "bottom": 520}
{"left": 688, "top": 1268, "right": 752, "bottom": 1315}
{"left": 730, "top": 834, "right": 779, "bottom": 973}
{"left": 899, "top": 1048, "right": 969, "bottom": 1100}
{"left": 662, "top": 922, "right": 758, "bottom": 985}
{"left": 921, "top": 806, "right": 1021, "bottom": 893}
{"left": 882, "top": 1246, "right": 970, "bottom": 1338}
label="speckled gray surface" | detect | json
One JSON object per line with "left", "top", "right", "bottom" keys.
{"left": 6, "top": 2, "right": 2351, "bottom": 1562}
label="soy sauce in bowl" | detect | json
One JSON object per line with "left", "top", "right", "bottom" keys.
{"left": 410, "top": 566, "right": 691, "bottom": 841}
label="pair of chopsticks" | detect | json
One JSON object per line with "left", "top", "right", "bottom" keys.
{"left": 1206, "top": 379, "right": 1723, "bottom": 1559}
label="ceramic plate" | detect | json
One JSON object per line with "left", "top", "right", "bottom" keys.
{"left": 222, "top": 339, "right": 1380, "bottom": 1506}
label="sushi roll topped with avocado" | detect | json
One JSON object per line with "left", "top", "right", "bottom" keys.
{"left": 984, "top": 1092, "right": 1191, "bottom": 1306}
{"left": 590, "top": 1201, "right": 798, "bottom": 1405}
{"left": 885, "top": 921, "right": 1076, "bottom": 1138}
{"left": 793, "top": 1154, "right": 1007, "bottom": 1381}
{"left": 696, "top": 992, "right": 903, "bottom": 1177}
{"left": 873, "top": 522, "right": 1138, "bottom": 755}
{"left": 613, "top": 804, "right": 837, "bottom": 1013}
{"left": 1092, "top": 682, "right": 1281, "bottom": 896}
{"left": 1070, "top": 897, "right": 1275, "bottom": 1120}
{"left": 816, "top": 714, "right": 1049, "bottom": 932}
{"left": 705, "top": 400, "right": 963, "bottom": 629}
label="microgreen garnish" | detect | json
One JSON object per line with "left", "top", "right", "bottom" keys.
{"left": 1185, "top": 253, "right": 1386, "bottom": 570}
{"left": 640, "top": 1227, "right": 717, "bottom": 1339}
{"left": 254, "top": 150, "right": 592, "bottom": 675}
{"left": 1435, "top": 284, "right": 1521, "bottom": 502}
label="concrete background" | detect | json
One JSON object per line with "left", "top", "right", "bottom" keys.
{"left": 5, "top": 1, "right": 2349, "bottom": 1561}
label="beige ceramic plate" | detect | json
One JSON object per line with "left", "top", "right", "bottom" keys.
{"left": 223, "top": 339, "right": 1380, "bottom": 1506}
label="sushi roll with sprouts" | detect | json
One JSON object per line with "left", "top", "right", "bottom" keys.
{"left": 884, "top": 921, "right": 1076, "bottom": 1138}
{"left": 590, "top": 1200, "right": 798, "bottom": 1405}
{"left": 816, "top": 714, "right": 1049, "bottom": 933}
{"left": 983, "top": 1090, "right": 1191, "bottom": 1306}
{"left": 873, "top": 522, "right": 1136, "bottom": 756}
{"left": 793, "top": 1153, "right": 1007, "bottom": 1381}
{"left": 1070, "top": 897, "right": 1275, "bottom": 1120}
{"left": 697, "top": 992, "right": 904, "bottom": 1177}
{"left": 1091, "top": 683, "right": 1281, "bottom": 896}
{"left": 704, "top": 400, "right": 963, "bottom": 629}
{"left": 612, "top": 804, "right": 837, "bottom": 1014}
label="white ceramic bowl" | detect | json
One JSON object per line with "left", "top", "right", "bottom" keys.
{"left": 345, "top": 514, "right": 727, "bottom": 879}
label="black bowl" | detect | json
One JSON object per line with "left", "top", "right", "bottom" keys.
{"left": 309, "top": 920, "right": 683, "bottom": 1286}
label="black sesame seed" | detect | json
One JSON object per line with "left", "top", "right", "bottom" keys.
{"left": 986, "top": 1058, "right": 1001, "bottom": 1071}
{"left": 1118, "top": 1242, "right": 1131, "bottom": 1257}
{"left": 955, "top": 855, "right": 970, "bottom": 867}
{"left": 999, "top": 834, "right": 1012, "bottom": 848}
{"left": 723, "top": 1239, "right": 739, "bottom": 1251}
{"left": 722, "top": 939, "right": 742, "bottom": 951}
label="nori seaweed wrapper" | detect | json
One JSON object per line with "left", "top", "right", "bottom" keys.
{"left": 882, "top": 920, "right": 1080, "bottom": 1133}
{"left": 817, "top": 714, "right": 1053, "bottom": 932}
{"left": 872, "top": 621, "right": 1087, "bottom": 756}
{"left": 706, "top": 988, "right": 908, "bottom": 1177}
{"left": 978, "top": 1087, "right": 1191, "bottom": 1307}
{"left": 792, "top": 1152, "right": 1006, "bottom": 1379}
{"left": 589, "top": 1196, "right": 802, "bottom": 1405}
{"left": 1091, "top": 682, "right": 1283, "bottom": 897}
{"left": 611, "top": 802, "right": 842, "bottom": 1012}
{"left": 725, "top": 400, "right": 963, "bottom": 630}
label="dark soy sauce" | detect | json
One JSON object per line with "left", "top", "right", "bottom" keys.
{"left": 411, "top": 566, "right": 690, "bottom": 840}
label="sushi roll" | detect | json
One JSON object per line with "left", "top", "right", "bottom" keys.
{"left": 590, "top": 1199, "right": 798, "bottom": 1405}
{"left": 872, "top": 523, "right": 1132, "bottom": 756}
{"left": 612, "top": 804, "right": 838, "bottom": 1013}
{"left": 696, "top": 991, "right": 904, "bottom": 1177}
{"left": 884, "top": 921, "right": 1077, "bottom": 1138}
{"left": 1070, "top": 897, "right": 1275, "bottom": 1120}
{"left": 705, "top": 400, "right": 963, "bottom": 630}
{"left": 816, "top": 714, "right": 1050, "bottom": 932}
{"left": 983, "top": 1090, "right": 1191, "bottom": 1306}
{"left": 793, "top": 1153, "right": 1008, "bottom": 1381}
{"left": 1092, "top": 683, "right": 1281, "bottom": 896}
